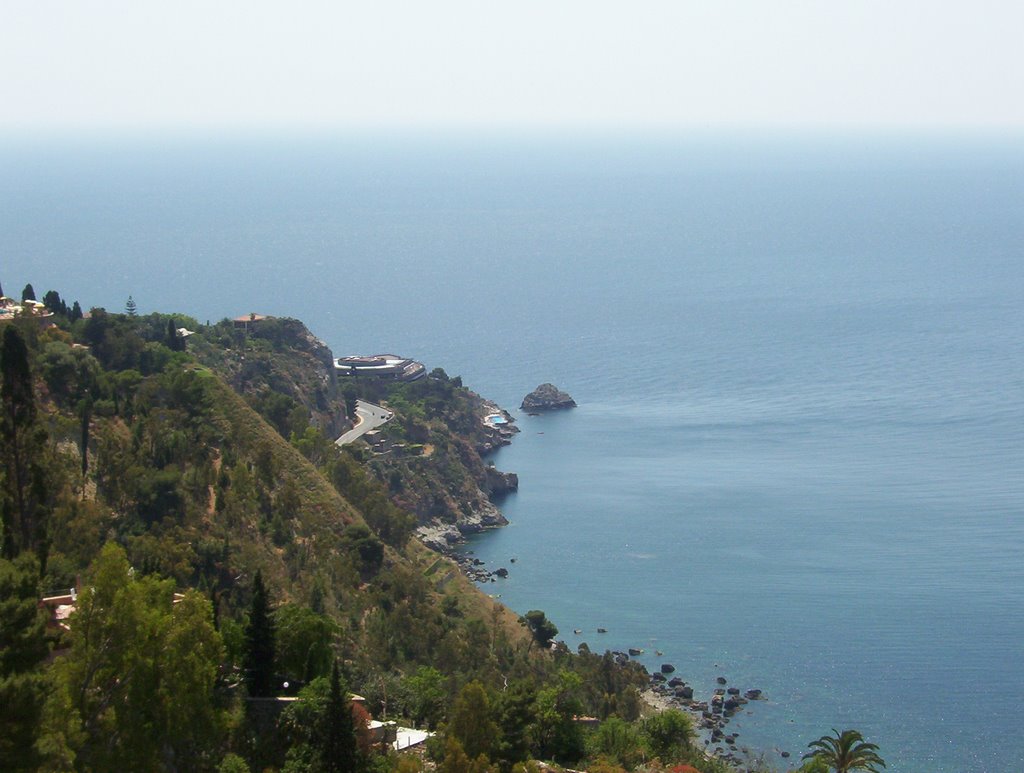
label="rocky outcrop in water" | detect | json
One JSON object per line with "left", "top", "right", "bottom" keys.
{"left": 521, "top": 383, "right": 576, "bottom": 411}
{"left": 484, "top": 466, "right": 519, "bottom": 497}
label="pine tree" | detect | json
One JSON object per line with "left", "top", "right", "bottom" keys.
{"left": 20, "top": 284, "right": 35, "bottom": 302}
{"left": 320, "top": 659, "right": 359, "bottom": 773}
{"left": 242, "top": 570, "right": 275, "bottom": 697}
{"left": 0, "top": 552, "right": 48, "bottom": 770}
{"left": 125, "top": 295, "right": 137, "bottom": 317}
{"left": 70, "top": 301, "right": 83, "bottom": 323}
{"left": 42, "top": 290, "right": 64, "bottom": 316}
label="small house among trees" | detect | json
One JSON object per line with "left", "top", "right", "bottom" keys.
{"left": 233, "top": 312, "right": 271, "bottom": 331}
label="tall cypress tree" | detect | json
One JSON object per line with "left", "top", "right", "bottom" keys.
{"left": 166, "top": 318, "right": 185, "bottom": 352}
{"left": 1, "top": 327, "right": 44, "bottom": 558}
{"left": 20, "top": 285, "right": 34, "bottom": 302}
{"left": 321, "top": 659, "right": 359, "bottom": 773}
{"left": 0, "top": 552, "right": 48, "bottom": 770}
{"left": 243, "top": 570, "right": 275, "bottom": 697}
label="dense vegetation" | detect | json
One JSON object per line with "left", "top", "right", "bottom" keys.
{"left": 0, "top": 284, "right": 879, "bottom": 772}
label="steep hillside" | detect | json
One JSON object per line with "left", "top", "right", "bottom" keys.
{"left": 191, "top": 315, "right": 351, "bottom": 440}
{"left": 343, "top": 370, "right": 521, "bottom": 549}
{"left": 19, "top": 310, "right": 528, "bottom": 660}
{"left": 193, "top": 317, "right": 523, "bottom": 550}
{"left": 0, "top": 295, "right": 724, "bottom": 773}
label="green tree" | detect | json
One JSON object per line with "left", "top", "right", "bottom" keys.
{"left": 523, "top": 610, "right": 558, "bottom": 650}
{"left": 167, "top": 317, "right": 186, "bottom": 352}
{"left": 21, "top": 284, "right": 35, "bottom": 302}
{"left": 40, "top": 543, "right": 224, "bottom": 771}
{"left": 448, "top": 680, "right": 499, "bottom": 761}
{"left": 69, "top": 300, "right": 83, "bottom": 322}
{"left": 494, "top": 681, "right": 535, "bottom": 768}
{"left": 41, "top": 290, "right": 66, "bottom": 316}
{"left": 0, "top": 552, "right": 48, "bottom": 771}
{"left": 342, "top": 384, "right": 358, "bottom": 419}
{"left": 341, "top": 523, "right": 384, "bottom": 578}
{"left": 38, "top": 340, "right": 99, "bottom": 408}
{"left": 640, "top": 708, "right": 693, "bottom": 761}
{"left": 280, "top": 671, "right": 365, "bottom": 773}
{"left": 533, "top": 671, "right": 585, "bottom": 764}
{"left": 274, "top": 603, "right": 337, "bottom": 683}
{"left": 803, "top": 729, "right": 886, "bottom": 773}
{"left": 219, "top": 753, "right": 252, "bottom": 773}
{"left": 1, "top": 326, "right": 48, "bottom": 559}
{"left": 404, "top": 665, "right": 447, "bottom": 729}
{"left": 321, "top": 660, "right": 359, "bottom": 773}
{"left": 244, "top": 569, "right": 277, "bottom": 697}
{"left": 439, "top": 735, "right": 472, "bottom": 773}
{"left": 439, "top": 736, "right": 495, "bottom": 773}
{"left": 591, "top": 716, "right": 643, "bottom": 769}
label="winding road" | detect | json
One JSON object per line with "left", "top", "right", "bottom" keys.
{"left": 335, "top": 399, "right": 393, "bottom": 446}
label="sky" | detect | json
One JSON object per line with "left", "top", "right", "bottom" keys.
{"left": 2, "top": 1, "right": 1024, "bottom": 132}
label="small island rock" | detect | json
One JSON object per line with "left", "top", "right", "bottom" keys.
{"left": 521, "top": 383, "right": 577, "bottom": 411}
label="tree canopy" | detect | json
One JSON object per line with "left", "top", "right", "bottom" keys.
{"left": 803, "top": 728, "right": 887, "bottom": 773}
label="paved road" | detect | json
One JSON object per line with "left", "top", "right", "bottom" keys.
{"left": 335, "top": 399, "right": 393, "bottom": 446}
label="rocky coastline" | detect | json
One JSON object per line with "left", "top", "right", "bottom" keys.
{"left": 643, "top": 667, "right": 777, "bottom": 767}
{"left": 435, "top": 549, "right": 788, "bottom": 768}
{"left": 413, "top": 400, "right": 519, "bottom": 561}
{"left": 415, "top": 381, "right": 786, "bottom": 766}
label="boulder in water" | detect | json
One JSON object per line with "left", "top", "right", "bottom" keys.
{"left": 521, "top": 384, "right": 576, "bottom": 411}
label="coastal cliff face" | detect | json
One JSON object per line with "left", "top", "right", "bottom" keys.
{"left": 193, "top": 316, "right": 349, "bottom": 438}
{"left": 194, "top": 321, "right": 518, "bottom": 548}
{"left": 340, "top": 370, "right": 520, "bottom": 547}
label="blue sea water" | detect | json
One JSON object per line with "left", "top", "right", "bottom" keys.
{"left": 2, "top": 132, "right": 1023, "bottom": 771}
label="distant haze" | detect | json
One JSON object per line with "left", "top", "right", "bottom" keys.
{"left": 3, "top": 1, "right": 1024, "bottom": 132}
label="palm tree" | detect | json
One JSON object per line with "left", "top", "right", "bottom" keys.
{"left": 803, "top": 728, "right": 886, "bottom": 772}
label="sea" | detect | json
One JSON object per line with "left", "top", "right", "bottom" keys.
{"left": 2, "top": 131, "right": 1022, "bottom": 771}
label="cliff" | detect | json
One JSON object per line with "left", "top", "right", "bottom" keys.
{"left": 336, "top": 368, "right": 521, "bottom": 547}
{"left": 191, "top": 315, "right": 350, "bottom": 439}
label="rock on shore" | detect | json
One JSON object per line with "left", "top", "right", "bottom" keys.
{"left": 521, "top": 383, "right": 577, "bottom": 411}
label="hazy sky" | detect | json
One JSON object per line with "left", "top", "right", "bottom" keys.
{"left": 3, "top": 1, "right": 1023, "bottom": 132}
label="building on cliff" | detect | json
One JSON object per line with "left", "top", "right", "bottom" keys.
{"left": 232, "top": 312, "right": 272, "bottom": 331}
{"left": 0, "top": 296, "right": 55, "bottom": 327}
{"left": 335, "top": 354, "right": 425, "bottom": 382}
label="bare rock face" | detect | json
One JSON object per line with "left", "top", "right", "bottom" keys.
{"left": 521, "top": 383, "right": 576, "bottom": 411}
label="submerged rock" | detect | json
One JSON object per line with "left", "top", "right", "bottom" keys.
{"left": 521, "top": 383, "right": 577, "bottom": 411}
